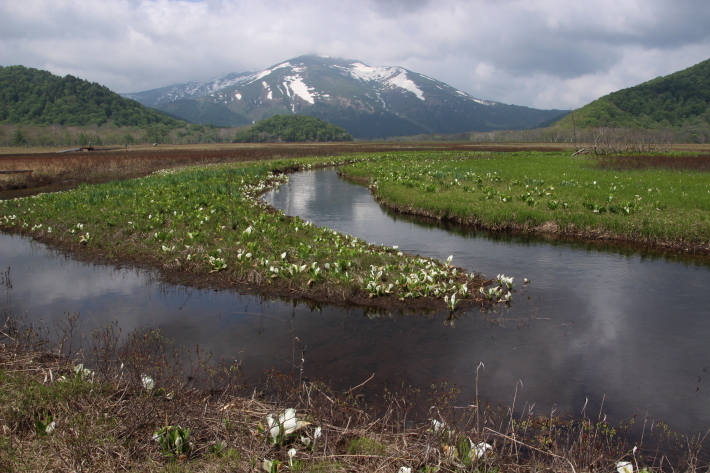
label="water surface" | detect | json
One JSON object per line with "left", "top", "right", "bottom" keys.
{"left": 1, "top": 168, "right": 709, "bottom": 437}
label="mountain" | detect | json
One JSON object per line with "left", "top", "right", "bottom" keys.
{"left": 553, "top": 58, "right": 710, "bottom": 130}
{"left": 129, "top": 55, "right": 569, "bottom": 138}
{"left": 154, "top": 99, "right": 251, "bottom": 127}
{"left": 121, "top": 71, "right": 254, "bottom": 107}
{"left": 0, "top": 65, "right": 184, "bottom": 127}
{"left": 233, "top": 114, "right": 351, "bottom": 142}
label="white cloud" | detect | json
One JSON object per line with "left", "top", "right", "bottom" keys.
{"left": 0, "top": 0, "right": 708, "bottom": 109}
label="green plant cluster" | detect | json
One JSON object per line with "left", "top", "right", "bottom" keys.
{"left": 233, "top": 114, "right": 352, "bottom": 142}
{"left": 0, "top": 65, "right": 185, "bottom": 128}
{"left": 339, "top": 151, "right": 710, "bottom": 245}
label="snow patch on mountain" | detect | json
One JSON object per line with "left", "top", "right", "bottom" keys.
{"left": 348, "top": 62, "right": 396, "bottom": 82}
{"left": 456, "top": 90, "right": 494, "bottom": 106}
{"left": 251, "top": 62, "right": 292, "bottom": 83}
{"left": 284, "top": 75, "right": 315, "bottom": 104}
{"left": 346, "top": 62, "right": 425, "bottom": 101}
{"left": 260, "top": 81, "right": 274, "bottom": 101}
{"left": 387, "top": 71, "right": 425, "bottom": 100}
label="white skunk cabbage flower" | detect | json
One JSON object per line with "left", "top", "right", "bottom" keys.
{"left": 471, "top": 441, "right": 492, "bottom": 459}
{"left": 431, "top": 419, "right": 447, "bottom": 433}
{"left": 617, "top": 462, "right": 634, "bottom": 473}
{"left": 141, "top": 374, "right": 155, "bottom": 391}
{"left": 266, "top": 408, "right": 309, "bottom": 443}
{"left": 262, "top": 459, "right": 279, "bottom": 473}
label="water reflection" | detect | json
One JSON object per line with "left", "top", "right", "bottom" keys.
{"left": 0, "top": 168, "right": 708, "bottom": 438}
{"left": 265, "top": 168, "right": 710, "bottom": 433}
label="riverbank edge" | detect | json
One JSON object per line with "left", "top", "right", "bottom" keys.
{"left": 3, "top": 330, "right": 702, "bottom": 473}
{"left": 338, "top": 172, "right": 710, "bottom": 258}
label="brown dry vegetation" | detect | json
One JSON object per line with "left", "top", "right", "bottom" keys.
{"left": 596, "top": 154, "right": 710, "bottom": 172}
{"left": 2, "top": 313, "right": 707, "bottom": 473}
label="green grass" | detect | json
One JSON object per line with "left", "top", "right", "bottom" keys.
{"left": 340, "top": 151, "right": 710, "bottom": 247}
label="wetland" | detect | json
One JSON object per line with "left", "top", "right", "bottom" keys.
{"left": 1, "top": 144, "right": 709, "bottom": 471}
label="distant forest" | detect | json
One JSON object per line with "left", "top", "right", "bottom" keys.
{"left": 0, "top": 65, "right": 184, "bottom": 128}
{"left": 233, "top": 115, "right": 352, "bottom": 142}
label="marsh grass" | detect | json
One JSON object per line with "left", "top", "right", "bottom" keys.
{"left": 340, "top": 151, "right": 710, "bottom": 252}
{"left": 1, "top": 312, "right": 707, "bottom": 472}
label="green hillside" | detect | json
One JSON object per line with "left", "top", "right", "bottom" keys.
{"left": 555, "top": 58, "right": 710, "bottom": 130}
{"left": 0, "top": 65, "right": 185, "bottom": 127}
{"left": 233, "top": 114, "right": 352, "bottom": 142}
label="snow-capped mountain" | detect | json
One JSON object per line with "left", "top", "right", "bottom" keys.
{"left": 121, "top": 71, "right": 254, "bottom": 108}
{"left": 125, "top": 56, "right": 568, "bottom": 138}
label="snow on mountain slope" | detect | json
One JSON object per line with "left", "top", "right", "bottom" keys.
{"left": 221, "top": 55, "right": 492, "bottom": 111}
{"left": 121, "top": 71, "right": 253, "bottom": 107}
{"left": 346, "top": 62, "right": 426, "bottom": 101}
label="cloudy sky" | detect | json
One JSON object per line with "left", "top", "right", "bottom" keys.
{"left": 1, "top": 0, "right": 709, "bottom": 110}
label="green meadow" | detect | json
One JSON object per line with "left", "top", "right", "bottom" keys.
{"left": 340, "top": 151, "right": 710, "bottom": 250}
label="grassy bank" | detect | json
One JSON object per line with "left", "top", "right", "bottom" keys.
{"left": 2, "top": 315, "right": 706, "bottom": 473}
{"left": 0, "top": 154, "right": 505, "bottom": 311}
{"left": 339, "top": 151, "right": 710, "bottom": 254}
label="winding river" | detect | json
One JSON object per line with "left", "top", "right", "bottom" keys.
{"left": 2, "top": 168, "right": 709, "bottom": 437}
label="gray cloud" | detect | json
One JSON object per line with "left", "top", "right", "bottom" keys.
{"left": 0, "top": 0, "right": 708, "bottom": 109}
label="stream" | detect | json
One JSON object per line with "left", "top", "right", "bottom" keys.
{"left": 2, "top": 168, "right": 709, "bottom": 437}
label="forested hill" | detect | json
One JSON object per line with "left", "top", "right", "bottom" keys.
{"left": 0, "top": 65, "right": 185, "bottom": 127}
{"left": 233, "top": 115, "right": 352, "bottom": 142}
{"left": 554, "top": 58, "right": 710, "bottom": 130}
